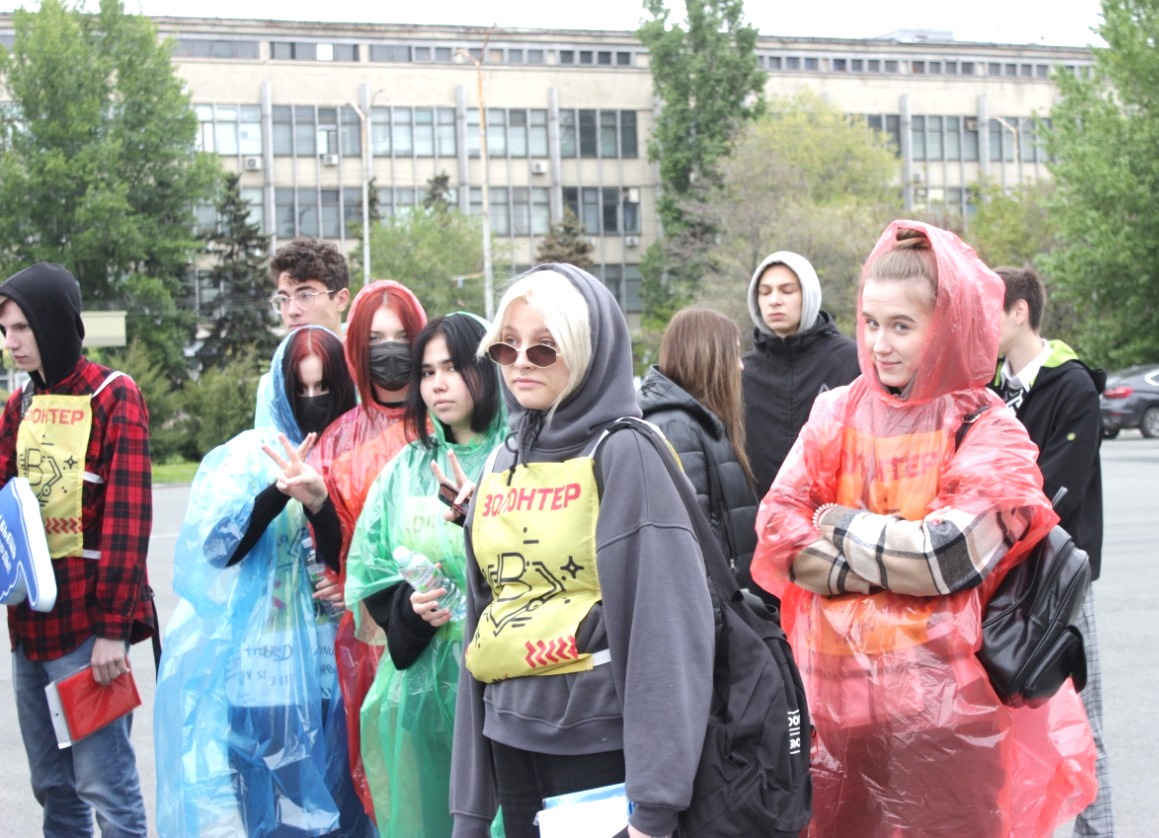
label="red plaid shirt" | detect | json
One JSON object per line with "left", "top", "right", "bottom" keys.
{"left": 1, "top": 357, "right": 154, "bottom": 661}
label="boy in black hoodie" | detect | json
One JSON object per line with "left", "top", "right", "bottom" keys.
{"left": 993, "top": 266, "right": 1112, "bottom": 838}
{"left": 0, "top": 263, "right": 153, "bottom": 836}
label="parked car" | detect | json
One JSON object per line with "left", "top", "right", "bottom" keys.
{"left": 1100, "top": 364, "right": 1159, "bottom": 438}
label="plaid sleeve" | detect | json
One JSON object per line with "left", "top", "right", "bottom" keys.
{"left": 790, "top": 538, "right": 877, "bottom": 596}
{"left": 817, "top": 504, "right": 1033, "bottom": 596}
{"left": 92, "top": 375, "right": 153, "bottom": 640}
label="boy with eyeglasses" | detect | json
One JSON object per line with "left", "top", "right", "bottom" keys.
{"left": 256, "top": 238, "right": 351, "bottom": 427}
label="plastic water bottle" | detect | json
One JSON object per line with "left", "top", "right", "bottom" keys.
{"left": 302, "top": 534, "right": 342, "bottom": 620}
{"left": 393, "top": 545, "right": 466, "bottom": 624}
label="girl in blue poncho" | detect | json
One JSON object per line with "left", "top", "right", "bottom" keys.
{"left": 345, "top": 313, "right": 507, "bottom": 837}
{"left": 154, "top": 326, "right": 358, "bottom": 837}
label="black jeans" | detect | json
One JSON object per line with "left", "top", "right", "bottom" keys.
{"left": 491, "top": 740, "right": 626, "bottom": 838}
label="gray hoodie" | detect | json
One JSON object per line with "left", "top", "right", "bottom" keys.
{"left": 450, "top": 264, "right": 715, "bottom": 837}
{"left": 747, "top": 250, "right": 823, "bottom": 338}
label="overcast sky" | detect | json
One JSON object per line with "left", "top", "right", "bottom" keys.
{"left": 3, "top": 0, "right": 1106, "bottom": 48}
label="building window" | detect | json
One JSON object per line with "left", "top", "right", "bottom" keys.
{"left": 528, "top": 49, "right": 545, "bottom": 64}
{"left": 912, "top": 60, "right": 926, "bottom": 74}
{"left": 768, "top": 55, "right": 782, "bottom": 70}
{"left": 370, "top": 44, "right": 411, "bottom": 62}
{"left": 851, "top": 58, "right": 864, "bottom": 71}
{"left": 786, "top": 56, "right": 801, "bottom": 71}
{"left": 884, "top": 60, "right": 899, "bottom": 73}
{"left": 377, "top": 187, "right": 420, "bottom": 218}
{"left": 560, "top": 50, "right": 575, "bottom": 64}
{"left": 833, "top": 58, "right": 848, "bottom": 72}
{"left": 269, "top": 41, "right": 352, "bottom": 61}
{"left": 562, "top": 186, "right": 641, "bottom": 235}
{"left": 804, "top": 57, "right": 819, "bottom": 71}
{"left": 176, "top": 38, "right": 260, "bottom": 59}
{"left": 912, "top": 115, "right": 926, "bottom": 160}
{"left": 962, "top": 61, "right": 976, "bottom": 75}
{"left": 868, "top": 59, "right": 881, "bottom": 73}
{"left": 617, "top": 51, "right": 632, "bottom": 66}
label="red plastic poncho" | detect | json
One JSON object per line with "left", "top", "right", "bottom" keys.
{"left": 753, "top": 220, "right": 1096, "bottom": 837}
{"left": 310, "top": 279, "right": 426, "bottom": 821}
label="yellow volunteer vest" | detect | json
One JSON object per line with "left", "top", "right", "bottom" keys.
{"left": 15, "top": 373, "right": 122, "bottom": 559}
{"left": 465, "top": 456, "right": 602, "bottom": 683}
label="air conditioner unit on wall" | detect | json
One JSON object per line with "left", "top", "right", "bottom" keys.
{"left": 321, "top": 153, "right": 339, "bottom": 167}
{"left": 625, "top": 235, "right": 641, "bottom": 248}
{"left": 530, "top": 160, "right": 548, "bottom": 175}
{"left": 243, "top": 156, "right": 262, "bottom": 171}
{"left": 964, "top": 117, "right": 979, "bottom": 131}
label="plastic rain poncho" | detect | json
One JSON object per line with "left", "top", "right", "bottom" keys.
{"left": 752, "top": 221, "right": 1096, "bottom": 837}
{"left": 345, "top": 336, "right": 507, "bottom": 838}
{"left": 155, "top": 327, "right": 350, "bottom": 838}
{"left": 311, "top": 280, "right": 425, "bottom": 821}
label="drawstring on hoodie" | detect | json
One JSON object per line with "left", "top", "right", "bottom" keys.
{"left": 505, "top": 410, "right": 546, "bottom": 486}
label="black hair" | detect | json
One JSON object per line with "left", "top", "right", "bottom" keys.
{"left": 405, "top": 313, "right": 502, "bottom": 449}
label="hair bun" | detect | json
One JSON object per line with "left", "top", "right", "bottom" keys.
{"left": 895, "top": 228, "right": 931, "bottom": 250}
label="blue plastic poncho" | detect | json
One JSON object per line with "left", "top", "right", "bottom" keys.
{"left": 345, "top": 320, "right": 507, "bottom": 838}
{"left": 155, "top": 327, "right": 353, "bottom": 837}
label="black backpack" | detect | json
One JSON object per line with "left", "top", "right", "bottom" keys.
{"left": 595, "top": 418, "right": 812, "bottom": 837}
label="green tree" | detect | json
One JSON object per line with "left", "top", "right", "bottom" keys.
{"left": 637, "top": 0, "right": 766, "bottom": 325}
{"left": 197, "top": 173, "right": 279, "bottom": 370}
{"left": 535, "top": 209, "right": 594, "bottom": 269}
{"left": 182, "top": 346, "right": 265, "bottom": 458}
{"left": 119, "top": 338, "right": 189, "bottom": 462}
{"left": 1041, "top": 0, "right": 1159, "bottom": 368}
{"left": 0, "top": 0, "right": 220, "bottom": 380}
{"left": 965, "top": 179, "right": 1059, "bottom": 269}
{"left": 367, "top": 207, "right": 489, "bottom": 317}
{"left": 683, "top": 92, "right": 901, "bottom": 330}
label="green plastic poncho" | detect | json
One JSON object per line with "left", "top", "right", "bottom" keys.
{"left": 346, "top": 344, "right": 507, "bottom": 838}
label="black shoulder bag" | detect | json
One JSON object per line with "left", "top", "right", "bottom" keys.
{"left": 956, "top": 406, "right": 1090, "bottom": 707}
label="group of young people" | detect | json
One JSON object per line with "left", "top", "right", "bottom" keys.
{"left": 0, "top": 215, "right": 1110, "bottom": 837}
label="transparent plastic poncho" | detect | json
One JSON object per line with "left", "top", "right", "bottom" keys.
{"left": 752, "top": 221, "right": 1097, "bottom": 837}
{"left": 154, "top": 328, "right": 352, "bottom": 837}
{"left": 345, "top": 384, "right": 506, "bottom": 838}
{"left": 310, "top": 279, "right": 425, "bottom": 822}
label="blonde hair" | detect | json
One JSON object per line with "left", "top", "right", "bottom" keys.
{"left": 479, "top": 269, "right": 592, "bottom": 419}
{"left": 863, "top": 227, "right": 938, "bottom": 309}
{"left": 659, "top": 307, "right": 755, "bottom": 488}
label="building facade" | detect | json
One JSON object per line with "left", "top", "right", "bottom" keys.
{"left": 1, "top": 15, "right": 1094, "bottom": 314}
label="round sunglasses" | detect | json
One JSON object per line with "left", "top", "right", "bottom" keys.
{"left": 486, "top": 342, "right": 559, "bottom": 368}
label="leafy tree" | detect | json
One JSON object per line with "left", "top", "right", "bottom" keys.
{"left": 423, "top": 172, "right": 454, "bottom": 214}
{"left": 682, "top": 92, "right": 901, "bottom": 330}
{"left": 119, "top": 338, "right": 189, "bottom": 462}
{"left": 366, "top": 206, "right": 490, "bottom": 317}
{"left": 197, "top": 173, "right": 279, "bottom": 370}
{"left": 182, "top": 346, "right": 265, "bottom": 458}
{"left": 637, "top": 0, "right": 766, "bottom": 325}
{"left": 0, "top": 0, "right": 221, "bottom": 380}
{"left": 1041, "top": 0, "right": 1159, "bottom": 368}
{"left": 964, "top": 179, "right": 1059, "bottom": 268}
{"left": 535, "top": 209, "right": 594, "bottom": 269}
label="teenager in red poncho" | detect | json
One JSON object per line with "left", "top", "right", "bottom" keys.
{"left": 752, "top": 220, "right": 1096, "bottom": 836}
{"left": 311, "top": 280, "right": 427, "bottom": 825}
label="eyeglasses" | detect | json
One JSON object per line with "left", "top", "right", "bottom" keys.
{"left": 269, "top": 289, "right": 338, "bottom": 312}
{"left": 486, "top": 342, "right": 559, "bottom": 368}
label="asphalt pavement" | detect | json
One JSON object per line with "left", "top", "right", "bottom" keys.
{"left": 0, "top": 436, "right": 1156, "bottom": 835}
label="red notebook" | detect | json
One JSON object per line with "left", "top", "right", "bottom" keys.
{"left": 44, "top": 666, "right": 141, "bottom": 749}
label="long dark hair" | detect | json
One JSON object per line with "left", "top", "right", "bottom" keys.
{"left": 405, "top": 313, "right": 502, "bottom": 448}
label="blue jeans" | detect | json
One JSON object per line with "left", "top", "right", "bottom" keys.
{"left": 13, "top": 636, "right": 148, "bottom": 838}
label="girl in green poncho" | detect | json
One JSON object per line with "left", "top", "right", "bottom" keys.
{"left": 345, "top": 313, "right": 507, "bottom": 837}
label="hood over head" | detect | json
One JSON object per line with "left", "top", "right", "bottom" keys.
{"left": 345, "top": 279, "right": 427, "bottom": 407}
{"left": 0, "top": 262, "right": 85, "bottom": 387}
{"left": 269, "top": 324, "right": 342, "bottom": 445}
{"left": 748, "top": 250, "right": 822, "bottom": 337}
{"left": 502, "top": 263, "right": 641, "bottom": 461}
{"left": 859, "top": 219, "right": 1003, "bottom": 405}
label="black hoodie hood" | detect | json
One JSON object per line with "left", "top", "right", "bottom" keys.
{"left": 0, "top": 263, "right": 85, "bottom": 388}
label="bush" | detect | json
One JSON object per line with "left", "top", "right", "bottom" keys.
{"left": 183, "top": 348, "right": 265, "bottom": 458}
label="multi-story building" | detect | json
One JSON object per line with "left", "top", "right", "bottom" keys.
{"left": 1, "top": 15, "right": 1094, "bottom": 316}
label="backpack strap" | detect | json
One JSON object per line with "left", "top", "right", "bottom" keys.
{"left": 593, "top": 417, "right": 743, "bottom": 607}
{"left": 954, "top": 404, "right": 993, "bottom": 450}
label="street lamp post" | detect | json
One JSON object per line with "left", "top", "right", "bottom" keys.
{"left": 350, "top": 87, "right": 385, "bottom": 285}
{"left": 456, "top": 34, "right": 495, "bottom": 319}
{"left": 993, "top": 116, "right": 1023, "bottom": 186}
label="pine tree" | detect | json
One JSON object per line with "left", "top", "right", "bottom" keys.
{"left": 196, "top": 173, "right": 279, "bottom": 370}
{"left": 535, "top": 209, "right": 594, "bottom": 269}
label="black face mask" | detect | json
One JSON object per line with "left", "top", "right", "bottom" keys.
{"left": 368, "top": 341, "right": 412, "bottom": 391}
{"left": 296, "top": 395, "right": 334, "bottom": 435}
